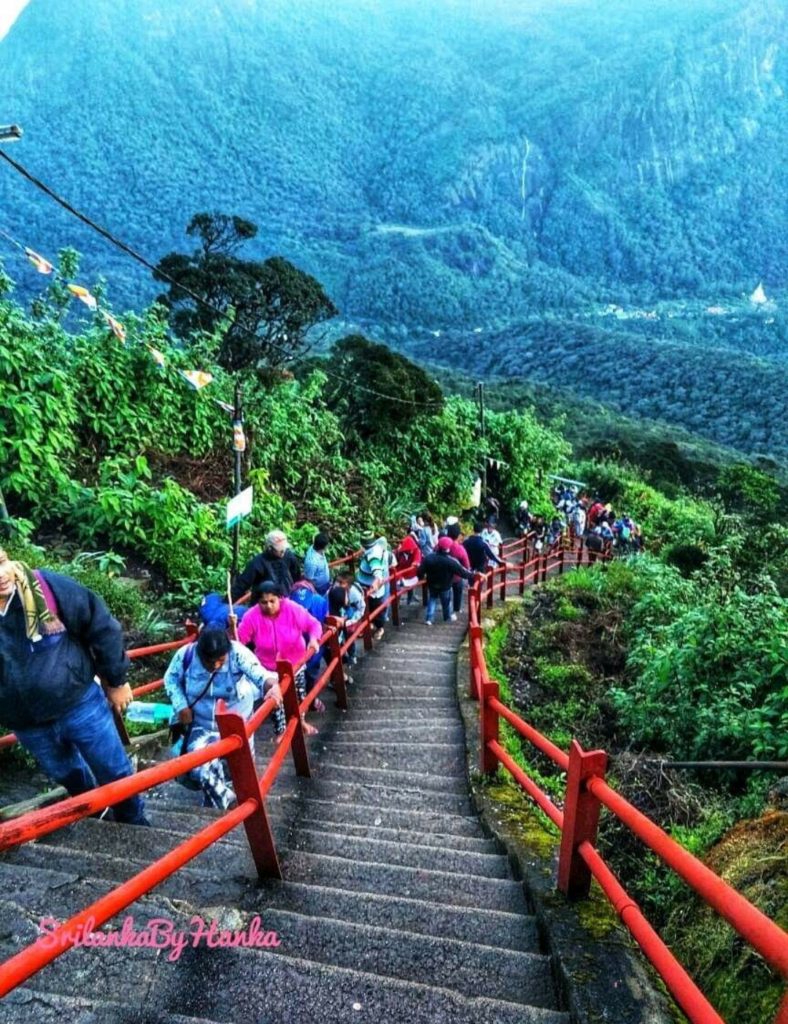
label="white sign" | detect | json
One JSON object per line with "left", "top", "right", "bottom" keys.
{"left": 226, "top": 486, "right": 253, "bottom": 528}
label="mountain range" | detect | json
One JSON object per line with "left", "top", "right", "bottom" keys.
{"left": 0, "top": 0, "right": 785, "bottom": 460}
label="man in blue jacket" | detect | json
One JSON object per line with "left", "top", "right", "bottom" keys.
{"left": 0, "top": 549, "right": 148, "bottom": 825}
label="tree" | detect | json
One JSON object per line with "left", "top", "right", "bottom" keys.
{"left": 154, "top": 213, "right": 338, "bottom": 372}
{"left": 322, "top": 335, "right": 444, "bottom": 440}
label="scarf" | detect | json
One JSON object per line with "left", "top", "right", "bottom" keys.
{"left": 0, "top": 549, "right": 65, "bottom": 642}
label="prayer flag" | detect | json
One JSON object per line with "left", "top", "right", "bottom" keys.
{"left": 24, "top": 248, "right": 53, "bottom": 275}
{"left": 179, "top": 369, "right": 213, "bottom": 390}
{"left": 67, "top": 284, "right": 98, "bottom": 310}
{"left": 147, "top": 346, "right": 167, "bottom": 369}
{"left": 101, "top": 311, "right": 126, "bottom": 343}
{"left": 214, "top": 399, "right": 235, "bottom": 415}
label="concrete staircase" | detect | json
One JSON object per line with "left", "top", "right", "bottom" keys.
{"left": 0, "top": 600, "right": 570, "bottom": 1024}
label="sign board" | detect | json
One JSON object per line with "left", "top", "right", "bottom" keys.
{"left": 226, "top": 486, "right": 253, "bottom": 529}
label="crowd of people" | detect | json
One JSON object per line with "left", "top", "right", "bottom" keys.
{"left": 514, "top": 484, "right": 644, "bottom": 559}
{"left": 0, "top": 487, "right": 640, "bottom": 820}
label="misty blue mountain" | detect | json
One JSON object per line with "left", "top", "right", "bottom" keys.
{"left": 0, "top": 0, "right": 785, "bottom": 459}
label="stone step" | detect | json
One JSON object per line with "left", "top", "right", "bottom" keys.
{"left": 292, "top": 817, "right": 498, "bottom": 854}
{"left": 255, "top": 879, "right": 540, "bottom": 952}
{"left": 357, "top": 669, "right": 456, "bottom": 682}
{"left": 289, "top": 828, "right": 508, "bottom": 878}
{"left": 323, "top": 719, "right": 464, "bottom": 735}
{"left": 323, "top": 743, "right": 467, "bottom": 774}
{"left": 315, "top": 762, "right": 467, "bottom": 795}
{"left": 322, "top": 725, "right": 466, "bottom": 742}
{"left": 279, "top": 849, "right": 527, "bottom": 913}
{"left": 33, "top": 817, "right": 261, "bottom": 877}
{"left": 2, "top": 839, "right": 254, "bottom": 905}
{"left": 150, "top": 940, "right": 569, "bottom": 1024}
{"left": 352, "top": 683, "right": 456, "bottom": 696}
{"left": 0, "top": 988, "right": 223, "bottom": 1024}
{"left": 289, "top": 797, "right": 486, "bottom": 838}
{"left": 345, "top": 696, "right": 459, "bottom": 708}
{"left": 259, "top": 908, "right": 557, "bottom": 1007}
{"left": 296, "top": 779, "right": 474, "bottom": 815}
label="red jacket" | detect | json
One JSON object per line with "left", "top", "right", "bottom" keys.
{"left": 448, "top": 538, "right": 470, "bottom": 583}
{"left": 395, "top": 534, "right": 422, "bottom": 579}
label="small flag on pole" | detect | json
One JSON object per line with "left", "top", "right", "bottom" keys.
{"left": 214, "top": 399, "right": 235, "bottom": 415}
{"left": 67, "top": 284, "right": 98, "bottom": 310}
{"left": 24, "top": 248, "right": 54, "bottom": 275}
{"left": 179, "top": 369, "right": 213, "bottom": 390}
{"left": 101, "top": 310, "right": 127, "bottom": 343}
{"left": 147, "top": 345, "right": 167, "bottom": 369}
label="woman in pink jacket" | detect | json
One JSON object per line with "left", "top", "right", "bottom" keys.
{"left": 238, "top": 581, "right": 322, "bottom": 738}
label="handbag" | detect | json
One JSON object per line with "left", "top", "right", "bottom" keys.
{"left": 168, "top": 644, "right": 217, "bottom": 753}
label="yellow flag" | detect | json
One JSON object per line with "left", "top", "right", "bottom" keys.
{"left": 67, "top": 284, "right": 98, "bottom": 310}
{"left": 24, "top": 248, "right": 54, "bottom": 275}
{"left": 179, "top": 369, "right": 213, "bottom": 390}
{"left": 101, "top": 311, "right": 126, "bottom": 343}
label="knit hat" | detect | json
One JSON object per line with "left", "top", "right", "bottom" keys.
{"left": 360, "top": 532, "right": 377, "bottom": 548}
{"left": 437, "top": 537, "right": 453, "bottom": 552}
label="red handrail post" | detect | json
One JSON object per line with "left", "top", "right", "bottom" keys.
{"left": 215, "top": 701, "right": 282, "bottom": 880}
{"left": 480, "top": 679, "right": 499, "bottom": 776}
{"left": 558, "top": 739, "right": 608, "bottom": 900}
{"left": 775, "top": 991, "right": 788, "bottom": 1024}
{"left": 390, "top": 576, "right": 401, "bottom": 630}
{"left": 519, "top": 542, "right": 526, "bottom": 595}
{"left": 325, "top": 617, "right": 349, "bottom": 712}
{"left": 499, "top": 564, "right": 506, "bottom": 603}
{"left": 277, "top": 658, "right": 311, "bottom": 778}
{"left": 486, "top": 570, "right": 494, "bottom": 609}
{"left": 540, "top": 552, "right": 548, "bottom": 583}
{"left": 559, "top": 547, "right": 565, "bottom": 576}
{"left": 363, "top": 592, "right": 374, "bottom": 651}
{"left": 469, "top": 625, "right": 483, "bottom": 700}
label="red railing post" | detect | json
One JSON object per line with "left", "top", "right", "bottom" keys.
{"left": 559, "top": 547, "right": 565, "bottom": 575}
{"left": 498, "top": 564, "right": 506, "bottom": 603}
{"left": 541, "top": 551, "right": 548, "bottom": 583}
{"left": 519, "top": 541, "right": 527, "bottom": 595}
{"left": 215, "top": 701, "right": 282, "bottom": 880}
{"left": 775, "top": 991, "right": 788, "bottom": 1024}
{"left": 469, "top": 625, "right": 483, "bottom": 700}
{"left": 324, "top": 617, "right": 349, "bottom": 711}
{"left": 390, "top": 575, "right": 401, "bottom": 630}
{"left": 480, "top": 680, "right": 499, "bottom": 775}
{"left": 486, "top": 570, "right": 494, "bottom": 609}
{"left": 558, "top": 739, "right": 608, "bottom": 900}
{"left": 277, "top": 658, "right": 311, "bottom": 778}
{"left": 362, "top": 591, "right": 374, "bottom": 650}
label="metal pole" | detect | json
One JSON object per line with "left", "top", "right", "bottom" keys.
{"left": 231, "top": 379, "right": 244, "bottom": 578}
{"left": 477, "top": 381, "right": 487, "bottom": 505}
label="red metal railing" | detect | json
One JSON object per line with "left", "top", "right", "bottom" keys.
{"left": 468, "top": 534, "right": 788, "bottom": 1024}
{"left": 0, "top": 565, "right": 406, "bottom": 998}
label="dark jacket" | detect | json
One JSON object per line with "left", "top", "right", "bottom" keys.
{"left": 463, "top": 534, "right": 503, "bottom": 572}
{"left": 0, "top": 571, "right": 129, "bottom": 729}
{"left": 417, "top": 552, "right": 476, "bottom": 594}
{"left": 231, "top": 548, "right": 302, "bottom": 602}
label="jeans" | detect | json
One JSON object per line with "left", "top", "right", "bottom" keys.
{"left": 452, "top": 580, "right": 465, "bottom": 614}
{"left": 14, "top": 683, "right": 147, "bottom": 825}
{"left": 425, "top": 589, "right": 452, "bottom": 623}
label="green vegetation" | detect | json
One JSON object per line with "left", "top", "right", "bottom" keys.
{"left": 490, "top": 474, "right": 786, "bottom": 1022}
{"left": 0, "top": 265, "right": 566, "bottom": 604}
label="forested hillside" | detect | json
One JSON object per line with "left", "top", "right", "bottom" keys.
{"left": 0, "top": 0, "right": 785, "bottom": 462}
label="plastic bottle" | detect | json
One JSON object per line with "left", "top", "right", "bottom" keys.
{"left": 126, "top": 701, "right": 173, "bottom": 725}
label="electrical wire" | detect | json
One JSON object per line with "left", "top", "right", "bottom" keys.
{"left": 0, "top": 148, "right": 444, "bottom": 409}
